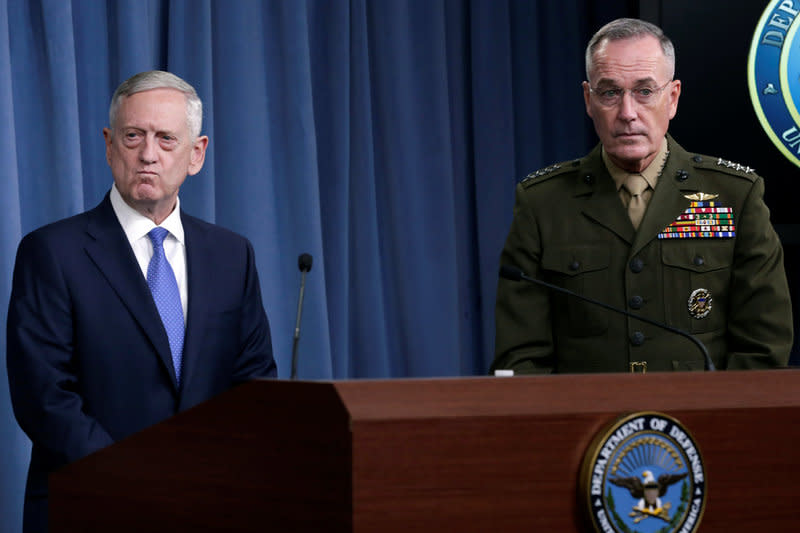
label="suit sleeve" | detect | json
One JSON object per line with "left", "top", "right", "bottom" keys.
{"left": 725, "top": 176, "right": 793, "bottom": 368}
{"left": 231, "top": 240, "right": 277, "bottom": 382}
{"left": 6, "top": 232, "right": 114, "bottom": 464}
{"left": 491, "top": 183, "right": 556, "bottom": 374}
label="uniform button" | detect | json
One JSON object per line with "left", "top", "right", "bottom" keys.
{"left": 675, "top": 170, "right": 689, "bottom": 181}
{"left": 569, "top": 260, "right": 580, "bottom": 271}
{"left": 629, "top": 295, "right": 643, "bottom": 309}
{"left": 584, "top": 174, "right": 595, "bottom": 185}
{"left": 629, "top": 258, "right": 644, "bottom": 273}
{"left": 693, "top": 255, "right": 704, "bottom": 266}
{"left": 630, "top": 331, "right": 645, "bottom": 346}
{"left": 693, "top": 155, "right": 703, "bottom": 163}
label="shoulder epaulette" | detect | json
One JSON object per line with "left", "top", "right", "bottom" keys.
{"left": 520, "top": 159, "right": 580, "bottom": 188}
{"left": 690, "top": 154, "right": 758, "bottom": 181}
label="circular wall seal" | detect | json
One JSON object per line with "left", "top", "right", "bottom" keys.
{"left": 748, "top": 1, "right": 800, "bottom": 168}
{"left": 579, "top": 412, "right": 707, "bottom": 533}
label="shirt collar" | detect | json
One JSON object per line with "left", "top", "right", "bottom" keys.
{"left": 110, "top": 184, "right": 185, "bottom": 245}
{"left": 603, "top": 137, "right": 669, "bottom": 192}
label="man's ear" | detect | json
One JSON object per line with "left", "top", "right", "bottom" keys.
{"left": 188, "top": 136, "right": 209, "bottom": 176}
{"left": 667, "top": 80, "right": 681, "bottom": 120}
{"left": 582, "top": 81, "right": 594, "bottom": 119}
{"left": 102, "top": 128, "right": 113, "bottom": 165}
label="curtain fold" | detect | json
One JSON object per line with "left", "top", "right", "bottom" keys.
{"left": 0, "top": 1, "right": 28, "bottom": 529}
{"left": 0, "top": 1, "right": 625, "bottom": 530}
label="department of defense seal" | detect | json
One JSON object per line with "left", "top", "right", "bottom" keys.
{"left": 579, "top": 412, "right": 707, "bottom": 533}
{"left": 748, "top": 1, "right": 800, "bottom": 168}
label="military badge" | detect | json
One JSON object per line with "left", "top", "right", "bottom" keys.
{"left": 658, "top": 196, "right": 735, "bottom": 239}
{"left": 688, "top": 289, "right": 712, "bottom": 319}
{"left": 683, "top": 193, "right": 718, "bottom": 202}
{"left": 579, "top": 412, "right": 707, "bottom": 533}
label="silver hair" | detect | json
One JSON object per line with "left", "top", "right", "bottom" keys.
{"left": 108, "top": 70, "right": 203, "bottom": 139}
{"left": 585, "top": 18, "right": 675, "bottom": 83}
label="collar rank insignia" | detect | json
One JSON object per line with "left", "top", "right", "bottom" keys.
{"left": 657, "top": 194, "right": 735, "bottom": 239}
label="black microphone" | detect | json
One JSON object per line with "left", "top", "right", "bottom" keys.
{"left": 499, "top": 264, "right": 715, "bottom": 371}
{"left": 291, "top": 253, "right": 313, "bottom": 379}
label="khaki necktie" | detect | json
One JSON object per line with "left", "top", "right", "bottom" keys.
{"left": 623, "top": 174, "right": 648, "bottom": 230}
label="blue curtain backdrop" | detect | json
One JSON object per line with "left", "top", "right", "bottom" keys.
{"left": 0, "top": 0, "right": 628, "bottom": 529}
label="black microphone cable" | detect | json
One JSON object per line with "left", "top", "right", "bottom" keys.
{"left": 499, "top": 264, "right": 715, "bottom": 371}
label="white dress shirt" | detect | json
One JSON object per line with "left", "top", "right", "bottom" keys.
{"left": 109, "top": 184, "right": 188, "bottom": 320}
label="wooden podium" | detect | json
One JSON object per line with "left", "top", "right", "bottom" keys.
{"left": 50, "top": 370, "right": 800, "bottom": 532}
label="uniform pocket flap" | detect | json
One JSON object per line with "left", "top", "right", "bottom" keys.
{"left": 541, "top": 245, "right": 610, "bottom": 276}
{"left": 661, "top": 243, "right": 732, "bottom": 273}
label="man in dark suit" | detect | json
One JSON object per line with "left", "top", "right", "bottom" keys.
{"left": 492, "top": 19, "right": 792, "bottom": 374}
{"left": 6, "top": 70, "right": 277, "bottom": 532}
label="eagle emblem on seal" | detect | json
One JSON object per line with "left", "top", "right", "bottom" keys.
{"left": 610, "top": 470, "right": 689, "bottom": 523}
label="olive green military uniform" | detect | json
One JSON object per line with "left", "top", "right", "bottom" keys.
{"left": 492, "top": 135, "right": 793, "bottom": 373}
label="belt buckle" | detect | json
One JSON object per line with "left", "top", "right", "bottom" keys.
{"left": 629, "top": 361, "right": 647, "bottom": 374}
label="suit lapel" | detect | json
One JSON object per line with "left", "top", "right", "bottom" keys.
{"left": 83, "top": 195, "right": 179, "bottom": 388}
{"left": 179, "top": 214, "right": 212, "bottom": 392}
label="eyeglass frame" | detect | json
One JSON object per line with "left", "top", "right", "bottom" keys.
{"left": 587, "top": 80, "right": 674, "bottom": 107}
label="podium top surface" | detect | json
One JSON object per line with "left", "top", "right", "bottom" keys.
{"left": 252, "top": 369, "right": 800, "bottom": 421}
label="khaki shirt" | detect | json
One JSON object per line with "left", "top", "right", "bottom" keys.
{"left": 605, "top": 136, "right": 668, "bottom": 211}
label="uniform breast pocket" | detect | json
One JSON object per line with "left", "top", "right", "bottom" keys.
{"left": 541, "top": 244, "right": 610, "bottom": 337}
{"left": 661, "top": 241, "right": 733, "bottom": 334}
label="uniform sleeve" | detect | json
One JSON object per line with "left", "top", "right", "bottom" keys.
{"left": 725, "top": 176, "right": 793, "bottom": 368}
{"left": 231, "top": 239, "right": 277, "bottom": 382}
{"left": 491, "top": 183, "right": 555, "bottom": 374}
{"left": 6, "top": 233, "right": 114, "bottom": 465}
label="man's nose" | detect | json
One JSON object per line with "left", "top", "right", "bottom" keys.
{"left": 139, "top": 136, "right": 158, "bottom": 163}
{"left": 617, "top": 90, "right": 638, "bottom": 120}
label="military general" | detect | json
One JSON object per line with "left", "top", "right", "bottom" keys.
{"left": 492, "top": 18, "right": 793, "bottom": 374}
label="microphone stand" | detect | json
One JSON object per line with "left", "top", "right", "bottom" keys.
{"left": 291, "top": 254, "right": 313, "bottom": 379}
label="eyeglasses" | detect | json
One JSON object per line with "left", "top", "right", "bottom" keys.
{"left": 589, "top": 80, "right": 673, "bottom": 107}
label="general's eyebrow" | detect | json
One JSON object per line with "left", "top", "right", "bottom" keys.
{"left": 632, "top": 77, "right": 658, "bottom": 86}
{"left": 592, "top": 78, "right": 618, "bottom": 88}
{"left": 593, "top": 76, "right": 658, "bottom": 87}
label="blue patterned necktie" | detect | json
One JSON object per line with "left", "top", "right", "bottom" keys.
{"left": 147, "top": 227, "right": 184, "bottom": 384}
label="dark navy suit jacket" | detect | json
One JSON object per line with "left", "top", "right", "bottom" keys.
{"left": 6, "top": 193, "right": 276, "bottom": 532}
